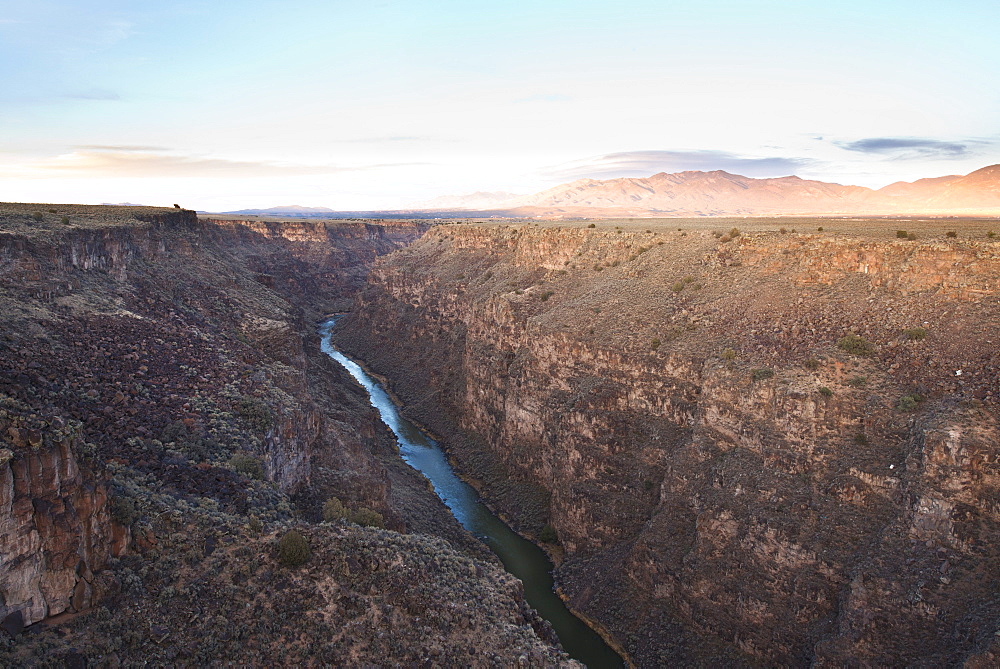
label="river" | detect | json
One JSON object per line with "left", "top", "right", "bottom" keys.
{"left": 319, "top": 319, "right": 625, "bottom": 668}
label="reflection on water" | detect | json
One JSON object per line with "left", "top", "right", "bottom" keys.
{"left": 320, "top": 319, "right": 624, "bottom": 668}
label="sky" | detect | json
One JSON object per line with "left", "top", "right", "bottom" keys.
{"left": 1, "top": 0, "right": 998, "bottom": 211}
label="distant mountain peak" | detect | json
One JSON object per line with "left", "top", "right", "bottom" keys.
{"left": 966, "top": 164, "right": 1000, "bottom": 179}
{"left": 495, "top": 165, "right": 1000, "bottom": 217}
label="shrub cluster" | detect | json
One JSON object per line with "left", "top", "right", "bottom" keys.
{"left": 277, "top": 530, "right": 311, "bottom": 567}
{"left": 322, "top": 497, "right": 348, "bottom": 522}
{"left": 538, "top": 524, "right": 559, "bottom": 544}
{"left": 322, "top": 497, "right": 384, "bottom": 528}
{"left": 110, "top": 495, "right": 141, "bottom": 527}
{"left": 237, "top": 396, "right": 274, "bottom": 432}
{"left": 837, "top": 334, "right": 875, "bottom": 356}
{"left": 349, "top": 508, "right": 385, "bottom": 528}
{"left": 231, "top": 453, "right": 265, "bottom": 480}
{"left": 897, "top": 394, "right": 923, "bottom": 412}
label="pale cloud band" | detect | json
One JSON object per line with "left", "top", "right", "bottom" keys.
{"left": 834, "top": 137, "right": 975, "bottom": 159}
{"left": 2, "top": 148, "right": 427, "bottom": 179}
{"left": 541, "top": 150, "right": 815, "bottom": 181}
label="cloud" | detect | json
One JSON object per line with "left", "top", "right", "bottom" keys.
{"left": 8, "top": 148, "right": 425, "bottom": 179}
{"left": 540, "top": 150, "right": 814, "bottom": 181}
{"left": 75, "top": 145, "right": 168, "bottom": 152}
{"left": 834, "top": 137, "right": 971, "bottom": 159}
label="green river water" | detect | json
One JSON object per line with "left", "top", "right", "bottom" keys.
{"left": 320, "top": 319, "right": 625, "bottom": 668}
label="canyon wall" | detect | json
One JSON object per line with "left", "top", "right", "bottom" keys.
{"left": 337, "top": 222, "right": 1000, "bottom": 666}
{"left": 0, "top": 207, "right": 574, "bottom": 666}
{"left": 0, "top": 421, "right": 125, "bottom": 628}
{"left": 0, "top": 208, "right": 420, "bottom": 627}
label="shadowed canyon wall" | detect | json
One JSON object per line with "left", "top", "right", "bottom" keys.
{"left": 336, "top": 223, "right": 1000, "bottom": 666}
{"left": 0, "top": 209, "right": 426, "bottom": 626}
{"left": 0, "top": 207, "right": 576, "bottom": 666}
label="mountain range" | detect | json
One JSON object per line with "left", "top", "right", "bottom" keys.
{"left": 222, "top": 205, "right": 337, "bottom": 216}
{"left": 211, "top": 165, "right": 1000, "bottom": 218}
{"left": 417, "top": 164, "right": 1000, "bottom": 217}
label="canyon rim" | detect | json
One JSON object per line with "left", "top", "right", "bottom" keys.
{"left": 1, "top": 199, "right": 998, "bottom": 666}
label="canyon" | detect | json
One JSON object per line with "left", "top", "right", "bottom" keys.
{"left": 3, "top": 202, "right": 999, "bottom": 666}
{"left": 335, "top": 219, "right": 1000, "bottom": 666}
{"left": 0, "top": 205, "right": 575, "bottom": 666}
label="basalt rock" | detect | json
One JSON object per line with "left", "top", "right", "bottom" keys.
{"left": 336, "top": 222, "right": 1000, "bottom": 665}
{"left": 2, "top": 206, "right": 570, "bottom": 665}
{"left": 0, "top": 418, "right": 123, "bottom": 626}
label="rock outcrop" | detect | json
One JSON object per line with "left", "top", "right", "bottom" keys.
{"left": 336, "top": 222, "right": 1000, "bottom": 665}
{"left": 1, "top": 205, "right": 573, "bottom": 665}
{"left": 0, "top": 419, "right": 124, "bottom": 627}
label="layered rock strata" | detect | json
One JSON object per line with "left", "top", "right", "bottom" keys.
{"left": 0, "top": 423, "right": 124, "bottom": 627}
{"left": 337, "top": 222, "right": 1000, "bottom": 666}
{"left": 0, "top": 206, "right": 571, "bottom": 665}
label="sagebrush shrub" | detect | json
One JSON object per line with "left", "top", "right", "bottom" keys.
{"left": 231, "top": 453, "right": 264, "bottom": 480}
{"left": 538, "top": 524, "right": 558, "bottom": 544}
{"left": 349, "top": 508, "right": 384, "bottom": 528}
{"left": 322, "top": 497, "right": 347, "bottom": 522}
{"left": 277, "top": 530, "right": 310, "bottom": 567}
{"left": 837, "top": 334, "right": 875, "bottom": 356}
{"left": 897, "top": 395, "right": 921, "bottom": 412}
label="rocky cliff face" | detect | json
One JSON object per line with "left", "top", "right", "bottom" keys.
{"left": 0, "top": 208, "right": 413, "bottom": 499}
{"left": 1, "top": 206, "right": 574, "bottom": 666}
{"left": 199, "top": 217, "right": 428, "bottom": 314}
{"left": 0, "top": 420, "right": 125, "bottom": 628}
{"left": 336, "top": 222, "right": 1000, "bottom": 665}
